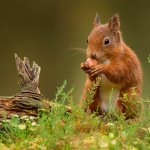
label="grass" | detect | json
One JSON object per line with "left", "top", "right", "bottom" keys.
{"left": 0, "top": 80, "right": 150, "bottom": 150}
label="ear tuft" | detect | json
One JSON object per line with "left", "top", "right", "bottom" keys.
{"left": 93, "top": 13, "right": 101, "bottom": 27}
{"left": 108, "top": 14, "right": 120, "bottom": 32}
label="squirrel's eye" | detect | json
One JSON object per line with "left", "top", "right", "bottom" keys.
{"left": 87, "top": 39, "right": 89, "bottom": 43}
{"left": 103, "top": 37, "right": 111, "bottom": 46}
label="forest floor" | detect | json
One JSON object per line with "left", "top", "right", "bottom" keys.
{"left": 0, "top": 81, "right": 150, "bottom": 150}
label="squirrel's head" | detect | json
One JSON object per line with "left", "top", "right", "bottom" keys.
{"left": 87, "top": 14, "right": 123, "bottom": 62}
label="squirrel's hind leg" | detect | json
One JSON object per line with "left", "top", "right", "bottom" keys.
{"left": 116, "top": 87, "right": 142, "bottom": 119}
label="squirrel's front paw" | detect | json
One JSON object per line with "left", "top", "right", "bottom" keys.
{"left": 89, "top": 65, "right": 104, "bottom": 77}
{"left": 80, "top": 62, "right": 88, "bottom": 69}
{"left": 81, "top": 58, "right": 98, "bottom": 75}
{"left": 80, "top": 62, "right": 91, "bottom": 74}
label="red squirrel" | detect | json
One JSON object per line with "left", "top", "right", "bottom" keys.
{"left": 80, "top": 14, "right": 142, "bottom": 119}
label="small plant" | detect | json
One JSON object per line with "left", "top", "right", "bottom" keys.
{"left": 0, "top": 115, "right": 37, "bottom": 146}
{"left": 148, "top": 54, "right": 150, "bottom": 63}
{"left": 82, "top": 76, "right": 101, "bottom": 110}
{"left": 54, "top": 80, "right": 74, "bottom": 105}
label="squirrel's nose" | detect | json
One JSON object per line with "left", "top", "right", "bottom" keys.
{"left": 90, "top": 53, "right": 96, "bottom": 59}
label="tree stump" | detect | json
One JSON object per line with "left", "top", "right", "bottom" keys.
{"left": 0, "top": 54, "right": 72, "bottom": 120}
{"left": 0, "top": 54, "right": 45, "bottom": 119}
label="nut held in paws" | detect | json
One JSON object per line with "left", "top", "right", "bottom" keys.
{"left": 86, "top": 58, "right": 97, "bottom": 67}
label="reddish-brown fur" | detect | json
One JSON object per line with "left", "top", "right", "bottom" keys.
{"left": 80, "top": 14, "right": 142, "bottom": 119}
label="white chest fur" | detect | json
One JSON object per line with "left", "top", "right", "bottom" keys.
{"left": 99, "top": 59, "right": 121, "bottom": 113}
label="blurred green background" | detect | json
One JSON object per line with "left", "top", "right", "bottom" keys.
{"left": 0, "top": 0, "right": 149, "bottom": 101}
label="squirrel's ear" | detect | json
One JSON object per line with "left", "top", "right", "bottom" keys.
{"left": 108, "top": 15, "right": 120, "bottom": 32}
{"left": 93, "top": 13, "right": 101, "bottom": 27}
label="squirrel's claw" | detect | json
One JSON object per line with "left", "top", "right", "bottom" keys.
{"left": 80, "top": 62, "right": 89, "bottom": 70}
{"left": 89, "top": 65, "right": 103, "bottom": 77}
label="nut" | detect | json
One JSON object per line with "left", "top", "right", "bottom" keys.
{"left": 86, "top": 58, "right": 97, "bottom": 67}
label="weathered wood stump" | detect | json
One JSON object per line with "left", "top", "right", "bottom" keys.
{"left": 0, "top": 54, "right": 46, "bottom": 119}
{"left": 0, "top": 54, "right": 72, "bottom": 120}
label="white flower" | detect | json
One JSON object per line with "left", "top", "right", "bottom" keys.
{"left": 18, "top": 124, "right": 26, "bottom": 130}
{"left": 31, "top": 122, "right": 37, "bottom": 126}
{"left": 111, "top": 139, "right": 116, "bottom": 145}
